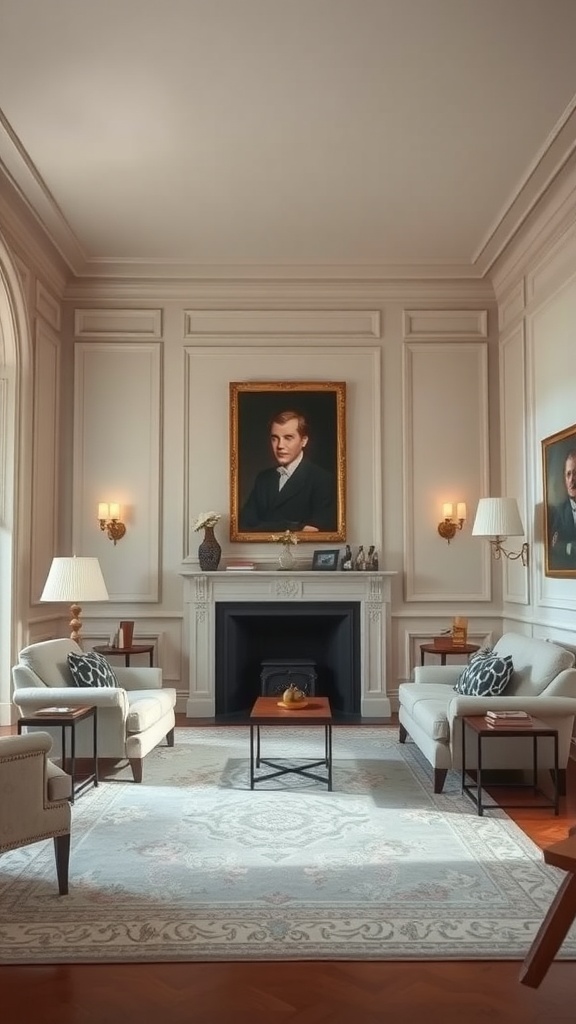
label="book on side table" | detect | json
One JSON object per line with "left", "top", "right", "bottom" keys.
{"left": 485, "top": 710, "right": 532, "bottom": 727}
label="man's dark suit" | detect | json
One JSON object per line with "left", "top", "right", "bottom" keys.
{"left": 549, "top": 499, "right": 576, "bottom": 568}
{"left": 240, "top": 459, "right": 336, "bottom": 531}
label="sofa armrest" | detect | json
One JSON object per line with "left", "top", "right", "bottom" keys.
{"left": 413, "top": 665, "right": 463, "bottom": 686}
{"left": 115, "top": 667, "right": 163, "bottom": 690}
{"left": 0, "top": 731, "right": 53, "bottom": 759}
{"left": 0, "top": 732, "right": 71, "bottom": 853}
{"left": 13, "top": 686, "right": 128, "bottom": 711}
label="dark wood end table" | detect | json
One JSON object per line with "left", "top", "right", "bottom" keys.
{"left": 420, "top": 641, "right": 480, "bottom": 666}
{"left": 461, "top": 714, "right": 559, "bottom": 816}
{"left": 93, "top": 644, "right": 154, "bottom": 667}
{"left": 249, "top": 696, "right": 333, "bottom": 790}
{"left": 17, "top": 704, "right": 98, "bottom": 802}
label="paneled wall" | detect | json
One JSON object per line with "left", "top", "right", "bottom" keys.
{"left": 9, "top": 168, "right": 576, "bottom": 722}
{"left": 64, "top": 286, "right": 500, "bottom": 713}
{"left": 493, "top": 169, "right": 576, "bottom": 653}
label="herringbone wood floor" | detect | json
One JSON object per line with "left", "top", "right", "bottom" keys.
{"left": 2, "top": 716, "right": 576, "bottom": 1024}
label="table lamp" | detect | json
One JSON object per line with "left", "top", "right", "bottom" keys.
{"left": 40, "top": 556, "right": 109, "bottom": 646}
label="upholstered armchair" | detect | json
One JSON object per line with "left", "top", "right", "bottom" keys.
{"left": 0, "top": 731, "right": 71, "bottom": 894}
{"left": 12, "top": 638, "right": 177, "bottom": 783}
{"left": 398, "top": 633, "right": 576, "bottom": 793}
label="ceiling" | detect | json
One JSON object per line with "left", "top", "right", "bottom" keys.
{"left": 1, "top": 0, "right": 576, "bottom": 281}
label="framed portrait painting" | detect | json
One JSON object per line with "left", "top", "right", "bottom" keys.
{"left": 542, "top": 422, "right": 576, "bottom": 577}
{"left": 230, "top": 381, "right": 346, "bottom": 542}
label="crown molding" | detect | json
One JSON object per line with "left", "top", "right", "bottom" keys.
{"left": 63, "top": 276, "right": 496, "bottom": 305}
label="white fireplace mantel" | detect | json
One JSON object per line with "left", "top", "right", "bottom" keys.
{"left": 180, "top": 570, "right": 395, "bottom": 717}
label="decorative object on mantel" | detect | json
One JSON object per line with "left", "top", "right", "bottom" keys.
{"left": 354, "top": 545, "right": 365, "bottom": 571}
{"left": 193, "top": 511, "right": 222, "bottom": 571}
{"left": 271, "top": 529, "right": 298, "bottom": 570}
{"left": 341, "top": 544, "right": 352, "bottom": 570}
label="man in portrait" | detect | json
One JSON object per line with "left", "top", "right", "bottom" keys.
{"left": 549, "top": 448, "right": 576, "bottom": 569}
{"left": 239, "top": 409, "right": 336, "bottom": 532}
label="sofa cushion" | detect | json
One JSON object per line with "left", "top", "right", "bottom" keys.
{"left": 68, "top": 651, "right": 118, "bottom": 688}
{"left": 493, "top": 633, "right": 575, "bottom": 696}
{"left": 454, "top": 653, "right": 514, "bottom": 697}
{"left": 19, "top": 638, "right": 81, "bottom": 688}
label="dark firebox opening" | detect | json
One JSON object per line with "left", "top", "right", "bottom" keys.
{"left": 215, "top": 601, "right": 361, "bottom": 717}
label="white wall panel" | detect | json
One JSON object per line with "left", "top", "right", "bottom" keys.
{"left": 499, "top": 324, "right": 529, "bottom": 605}
{"left": 498, "top": 281, "right": 525, "bottom": 331}
{"left": 35, "top": 280, "right": 61, "bottom": 331}
{"left": 529, "top": 273, "right": 576, "bottom": 614}
{"left": 404, "top": 342, "right": 489, "bottom": 601}
{"left": 183, "top": 309, "right": 381, "bottom": 339}
{"left": 73, "top": 343, "right": 161, "bottom": 601}
{"left": 74, "top": 308, "right": 163, "bottom": 339}
{"left": 403, "top": 309, "right": 488, "bottom": 339}
{"left": 30, "top": 321, "right": 60, "bottom": 601}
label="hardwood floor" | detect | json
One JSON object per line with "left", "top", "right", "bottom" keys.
{"left": 2, "top": 716, "right": 576, "bottom": 1024}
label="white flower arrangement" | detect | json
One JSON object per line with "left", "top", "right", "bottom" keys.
{"left": 271, "top": 529, "right": 299, "bottom": 547}
{"left": 192, "top": 511, "right": 221, "bottom": 531}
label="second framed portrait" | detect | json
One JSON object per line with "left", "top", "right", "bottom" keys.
{"left": 542, "top": 422, "right": 576, "bottom": 577}
{"left": 230, "top": 381, "right": 346, "bottom": 542}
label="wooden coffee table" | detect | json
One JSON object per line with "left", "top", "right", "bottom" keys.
{"left": 249, "top": 696, "right": 333, "bottom": 790}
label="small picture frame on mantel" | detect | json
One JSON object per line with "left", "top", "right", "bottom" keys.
{"left": 312, "top": 549, "right": 340, "bottom": 571}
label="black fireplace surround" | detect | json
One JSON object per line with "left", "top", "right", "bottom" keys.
{"left": 215, "top": 601, "right": 361, "bottom": 718}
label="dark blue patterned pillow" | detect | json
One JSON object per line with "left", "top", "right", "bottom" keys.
{"left": 68, "top": 651, "right": 118, "bottom": 688}
{"left": 454, "top": 653, "right": 514, "bottom": 696}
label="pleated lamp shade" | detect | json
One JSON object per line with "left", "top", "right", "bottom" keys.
{"left": 40, "top": 556, "right": 109, "bottom": 645}
{"left": 472, "top": 498, "right": 525, "bottom": 538}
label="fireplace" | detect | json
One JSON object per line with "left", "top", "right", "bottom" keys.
{"left": 180, "top": 569, "right": 394, "bottom": 718}
{"left": 215, "top": 602, "right": 360, "bottom": 716}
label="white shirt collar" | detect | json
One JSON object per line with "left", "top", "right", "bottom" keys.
{"left": 277, "top": 451, "right": 304, "bottom": 479}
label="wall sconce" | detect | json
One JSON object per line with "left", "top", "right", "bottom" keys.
{"left": 98, "top": 502, "right": 126, "bottom": 545}
{"left": 437, "top": 502, "right": 466, "bottom": 543}
{"left": 472, "top": 497, "right": 529, "bottom": 567}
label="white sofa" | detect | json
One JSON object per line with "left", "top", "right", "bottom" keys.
{"left": 398, "top": 633, "right": 576, "bottom": 793}
{"left": 12, "top": 639, "right": 177, "bottom": 783}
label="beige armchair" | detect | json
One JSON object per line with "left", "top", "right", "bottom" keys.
{"left": 0, "top": 732, "right": 72, "bottom": 894}
{"left": 12, "top": 638, "right": 177, "bottom": 783}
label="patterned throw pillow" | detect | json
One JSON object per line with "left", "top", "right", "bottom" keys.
{"left": 68, "top": 650, "right": 118, "bottom": 688}
{"left": 454, "top": 652, "right": 514, "bottom": 697}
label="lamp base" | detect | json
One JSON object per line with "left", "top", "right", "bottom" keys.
{"left": 70, "top": 603, "right": 83, "bottom": 646}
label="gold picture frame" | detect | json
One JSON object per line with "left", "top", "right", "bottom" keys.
{"left": 230, "top": 381, "right": 346, "bottom": 542}
{"left": 542, "top": 421, "right": 576, "bottom": 577}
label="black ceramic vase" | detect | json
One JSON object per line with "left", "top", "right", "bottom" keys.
{"left": 198, "top": 525, "right": 222, "bottom": 571}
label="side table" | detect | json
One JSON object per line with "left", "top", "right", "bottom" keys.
{"left": 18, "top": 705, "right": 98, "bottom": 803}
{"left": 420, "top": 642, "right": 480, "bottom": 666}
{"left": 461, "top": 714, "right": 559, "bottom": 816}
{"left": 93, "top": 644, "right": 154, "bottom": 667}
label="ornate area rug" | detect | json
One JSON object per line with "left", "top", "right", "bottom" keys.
{"left": 1, "top": 725, "right": 575, "bottom": 964}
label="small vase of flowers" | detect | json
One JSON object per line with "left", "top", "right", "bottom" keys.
{"left": 272, "top": 529, "right": 298, "bottom": 570}
{"left": 193, "top": 511, "right": 222, "bottom": 571}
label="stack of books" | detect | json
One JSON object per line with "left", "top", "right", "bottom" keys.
{"left": 484, "top": 710, "right": 532, "bottom": 728}
{"left": 225, "top": 559, "right": 255, "bottom": 572}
